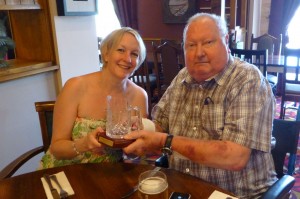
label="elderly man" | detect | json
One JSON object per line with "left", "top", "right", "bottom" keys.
{"left": 124, "top": 13, "right": 277, "bottom": 198}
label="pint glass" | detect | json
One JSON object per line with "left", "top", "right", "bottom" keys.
{"left": 138, "top": 170, "right": 168, "bottom": 199}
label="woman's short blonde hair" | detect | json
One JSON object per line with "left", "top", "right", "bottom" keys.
{"left": 100, "top": 27, "right": 146, "bottom": 70}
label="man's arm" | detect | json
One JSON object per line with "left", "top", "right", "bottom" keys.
{"left": 123, "top": 130, "right": 251, "bottom": 171}
{"left": 171, "top": 135, "right": 251, "bottom": 171}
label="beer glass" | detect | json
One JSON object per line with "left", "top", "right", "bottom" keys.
{"left": 138, "top": 170, "right": 168, "bottom": 199}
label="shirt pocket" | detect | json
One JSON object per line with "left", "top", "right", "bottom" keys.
{"left": 201, "top": 104, "right": 225, "bottom": 140}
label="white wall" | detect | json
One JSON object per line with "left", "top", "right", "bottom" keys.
{"left": 260, "top": 0, "right": 271, "bottom": 35}
{"left": 250, "top": 0, "right": 271, "bottom": 37}
{"left": 245, "top": 0, "right": 271, "bottom": 48}
{"left": 55, "top": 16, "right": 100, "bottom": 85}
{"left": 0, "top": 72, "right": 57, "bottom": 174}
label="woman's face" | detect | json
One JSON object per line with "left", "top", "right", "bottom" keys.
{"left": 105, "top": 33, "right": 140, "bottom": 79}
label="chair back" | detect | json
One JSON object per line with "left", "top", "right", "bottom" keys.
{"left": 231, "top": 48, "right": 268, "bottom": 77}
{"left": 261, "top": 175, "right": 295, "bottom": 199}
{"left": 143, "top": 38, "right": 163, "bottom": 62}
{"left": 272, "top": 119, "right": 300, "bottom": 178}
{"left": 283, "top": 48, "right": 300, "bottom": 86}
{"left": 129, "top": 60, "right": 156, "bottom": 116}
{"left": 251, "top": 33, "right": 282, "bottom": 55}
{"left": 280, "top": 48, "right": 300, "bottom": 118}
{"left": 153, "top": 40, "right": 184, "bottom": 98}
{"left": 35, "top": 101, "right": 55, "bottom": 153}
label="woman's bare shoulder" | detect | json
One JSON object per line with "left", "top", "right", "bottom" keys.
{"left": 127, "top": 80, "right": 147, "bottom": 96}
{"left": 127, "top": 80, "right": 148, "bottom": 106}
{"left": 65, "top": 72, "right": 100, "bottom": 87}
{"left": 127, "top": 80, "right": 148, "bottom": 117}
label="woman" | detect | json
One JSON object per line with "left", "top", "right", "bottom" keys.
{"left": 39, "top": 27, "right": 147, "bottom": 169}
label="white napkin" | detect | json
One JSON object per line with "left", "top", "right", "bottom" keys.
{"left": 142, "top": 118, "right": 155, "bottom": 131}
{"left": 41, "top": 171, "right": 75, "bottom": 199}
{"left": 208, "top": 190, "right": 239, "bottom": 199}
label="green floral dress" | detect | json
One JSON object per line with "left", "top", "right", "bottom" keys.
{"left": 38, "top": 117, "right": 123, "bottom": 169}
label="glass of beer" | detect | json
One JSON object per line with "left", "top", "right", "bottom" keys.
{"left": 138, "top": 170, "right": 168, "bottom": 199}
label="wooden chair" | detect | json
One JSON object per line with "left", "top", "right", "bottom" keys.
{"left": 250, "top": 33, "right": 282, "bottom": 56}
{"left": 129, "top": 60, "right": 156, "bottom": 117}
{"left": 231, "top": 48, "right": 278, "bottom": 94}
{"left": 272, "top": 119, "right": 300, "bottom": 178}
{"left": 231, "top": 48, "right": 268, "bottom": 76}
{"left": 153, "top": 40, "right": 184, "bottom": 99}
{"left": 142, "top": 38, "right": 163, "bottom": 65}
{"left": 0, "top": 101, "right": 55, "bottom": 180}
{"left": 261, "top": 175, "right": 295, "bottom": 199}
{"left": 279, "top": 48, "right": 300, "bottom": 119}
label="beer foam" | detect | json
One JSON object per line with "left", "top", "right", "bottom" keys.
{"left": 139, "top": 177, "right": 168, "bottom": 194}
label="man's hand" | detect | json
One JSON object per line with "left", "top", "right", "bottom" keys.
{"left": 123, "top": 131, "right": 167, "bottom": 156}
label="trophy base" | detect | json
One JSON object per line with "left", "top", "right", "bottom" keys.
{"left": 97, "top": 132, "right": 135, "bottom": 148}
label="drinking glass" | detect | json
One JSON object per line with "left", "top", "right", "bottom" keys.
{"left": 106, "top": 95, "right": 141, "bottom": 139}
{"left": 138, "top": 170, "right": 168, "bottom": 199}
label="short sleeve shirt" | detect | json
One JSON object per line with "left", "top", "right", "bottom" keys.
{"left": 152, "top": 57, "right": 277, "bottom": 199}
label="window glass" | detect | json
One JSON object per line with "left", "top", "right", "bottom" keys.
{"left": 95, "top": 0, "right": 121, "bottom": 39}
{"left": 287, "top": 6, "right": 300, "bottom": 49}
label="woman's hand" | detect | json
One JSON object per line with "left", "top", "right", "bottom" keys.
{"left": 123, "top": 130, "right": 167, "bottom": 156}
{"left": 78, "top": 127, "right": 104, "bottom": 155}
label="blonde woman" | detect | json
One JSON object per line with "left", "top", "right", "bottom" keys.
{"left": 39, "top": 27, "right": 147, "bottom": 168}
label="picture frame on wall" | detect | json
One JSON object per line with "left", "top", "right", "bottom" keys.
{"left": 163, "top": 0, "right": 197, "bottom": 24}
{"left": 56, "top": 0, "right": 98, "bottom": 16}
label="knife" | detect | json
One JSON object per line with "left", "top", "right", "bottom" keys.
{"left": 44, "top": 174, "right": 61, "bottom": 199}
{"left": 121, "top": 167, "right": 161, "bottom": 199}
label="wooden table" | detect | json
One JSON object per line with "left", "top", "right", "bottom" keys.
{"left": 0, "top": 163, "right": 235, "bottom": 199}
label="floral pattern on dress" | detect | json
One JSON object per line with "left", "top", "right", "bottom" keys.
{"left": 38, "top": 117, "right": 123, "bottom": 169}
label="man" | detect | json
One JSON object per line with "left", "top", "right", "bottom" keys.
{"left": 124, "top": 13, "right": 277, "bottom": 198}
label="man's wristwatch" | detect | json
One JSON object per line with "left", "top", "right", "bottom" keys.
{"left": 161, "top": 134, "right": 174, "bottom": 155}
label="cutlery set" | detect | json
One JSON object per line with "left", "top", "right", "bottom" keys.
{"left": 43, "top": 174, "right": 68, "bottom": 199}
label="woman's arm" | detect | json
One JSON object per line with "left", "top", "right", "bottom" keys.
{"left": 50, "top": 77, "right": 102, "bottom": 159}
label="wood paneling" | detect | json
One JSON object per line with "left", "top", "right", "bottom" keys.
{"left": 9, "top": 9, "right": 54, "bottom": 61}
{"left": 0, "top": 0, "right": 57, "bottom": 82}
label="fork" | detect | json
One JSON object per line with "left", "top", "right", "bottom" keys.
{"left": 50, "top": 175, "right": 69, "bottom": 198}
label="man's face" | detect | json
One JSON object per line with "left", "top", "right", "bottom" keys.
{"left": 184, "top": 18, "right": 230, "bottom": 82}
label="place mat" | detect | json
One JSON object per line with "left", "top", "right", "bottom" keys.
{"left": 208, "top": 190, "right": 238, "bottom": 199}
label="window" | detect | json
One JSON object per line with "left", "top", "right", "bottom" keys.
{"left": 95, "top": 0, "right": 121, "bottom": 40}
{"left": 286, "top": 6, "right": 300, "bottom": 49}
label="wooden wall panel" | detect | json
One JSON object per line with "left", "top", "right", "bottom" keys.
{"left": 8, "top": 0, "right": 55, "bottom": 62}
